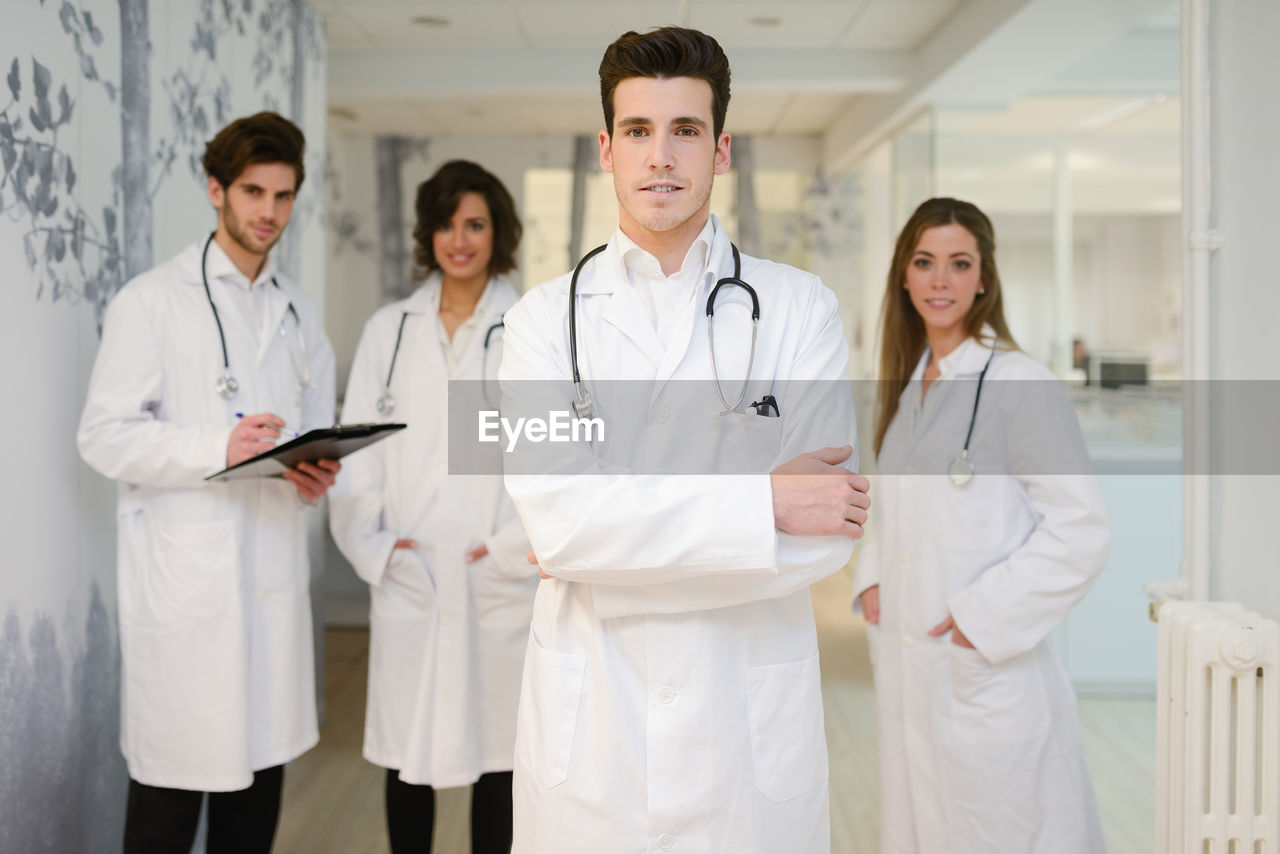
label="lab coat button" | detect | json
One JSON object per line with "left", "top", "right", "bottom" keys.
{"left": 655, "top": 407, "right": 671, "bottom": 424}
{"left": 903, "top": 636, "right": 914, "bottom": 649}
{"left": 657, "top": 833, "right": 676, "bottom": 849}
{"left": 657, "top": 687, "right": 676, "bottom": 704}
{"left": 899, "top": 551, "right": 910, "bottom": 564}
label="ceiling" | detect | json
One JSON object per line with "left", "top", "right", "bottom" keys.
{"left": 317, "top": 0, "right": 962, "bottom": 136}
{"left": 316, "top": 0, "right": 1182, "bottom": 205}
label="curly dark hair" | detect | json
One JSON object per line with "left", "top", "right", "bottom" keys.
{"left": 412, "top": 160, "right": 522, "bottom": 278}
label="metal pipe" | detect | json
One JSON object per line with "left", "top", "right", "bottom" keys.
{"left": 1180, "top": 0, "right": 1217, "bottom": 602}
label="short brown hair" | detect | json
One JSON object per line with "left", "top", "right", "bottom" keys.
{"left": 412, "top": 160, "right": 522, "bottom": 278}
{"left": 202, "top": 111, "right": 306, "bottom": 191}
{"left": 599, "top": 27, "right": 731, "bottom": 138}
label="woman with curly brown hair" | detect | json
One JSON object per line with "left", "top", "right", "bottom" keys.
{"left": 330, "top": 160, "right": 533, "bottom": 854}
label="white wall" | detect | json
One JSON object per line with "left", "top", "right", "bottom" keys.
{"left": 1208, "top": 0, "right": 1280, "bottom": 617}
{"left": 0, "top": 1, "right": 326, "bottom": 846}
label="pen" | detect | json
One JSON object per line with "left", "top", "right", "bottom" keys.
{"left": 235, "top": 412, "right": 299, "bottom": 438}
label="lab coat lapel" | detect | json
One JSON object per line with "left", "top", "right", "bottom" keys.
{"left": 258, "top": 283, "right": 292, "bottom": 367}
{"left": 389, "top": 281, "right": 449, "bottom": 528}
{"left": 653, "top": 225, "right": 730, "bottom": 391}
{"left": 599, "top": 290, "right": 665, "bottom": 369}
{"left": 455, "top": 282, "right": 508, "bottom": 522}
{"left": 405, "top": 279, "right": 449, "bottom": 381}
{"left": 578, "top": 244, "right": 660, "bottom": 369}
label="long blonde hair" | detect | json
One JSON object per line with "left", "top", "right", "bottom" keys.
{"left": 873, "top": 198, "right": 1018, "bottom": 456}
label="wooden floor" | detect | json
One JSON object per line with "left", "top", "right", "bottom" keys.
{"left": 278, "top": 570, "right": 1155, "bottom": 853}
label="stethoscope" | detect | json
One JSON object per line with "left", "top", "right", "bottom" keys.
{"left": 375, "top": 313, "right": 504, "bottom": 416}
{"left": 568, "top": 243, "right": 762, "bottom": 420}
{"left": 947, "top": 352, "right": 995, "bottom": 487}
{"left": 201, "top": 233, "right": 309, "bottom": 403}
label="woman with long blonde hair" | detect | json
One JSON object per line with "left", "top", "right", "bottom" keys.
{"left": 853, "top": 197, "right": 1111, "bottom": 853}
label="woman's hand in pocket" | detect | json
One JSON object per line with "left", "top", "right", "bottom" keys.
{"left": 928, "top": 613, "right": 975, "bottom": 649}
{"left": 860, "top": 585, "right": 881, "bottom": 625}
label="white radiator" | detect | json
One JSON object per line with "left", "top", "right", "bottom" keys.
{"left": 1156, "top": 601, "right": 1279, "bottom": 853}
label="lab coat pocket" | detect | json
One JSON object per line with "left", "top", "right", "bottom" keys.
{"left": 146, "top": 517, "right": 238, "bottom": 623}
{"left": 515, "top": 631, "right": 587, "bottom": 789}
{"left": 948, "top": 644, "right": 1050, "bottom": 745}
{"left": 714, "top": 411, "right": 785, "bottom": 474}
{"left": 376, "top": 548, "right": 437, "bottom": 617}
{"left": 746, "top": 651, "right": 829, "bottom": 803}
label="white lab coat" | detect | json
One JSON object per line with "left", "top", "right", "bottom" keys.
{"left": 852, "top": 334, "right": 1110, "bottom": 854}
{"left": 500, "top": 216, "right": 858, "bottom": 854}
{"left": 329, "top": 275, "right": 536, "bottom": 787}
{"left": 77, "top": 239, "right": 335, "bottom": 791}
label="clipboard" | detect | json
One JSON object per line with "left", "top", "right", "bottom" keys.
{"left": 205, "top": 422, "right": 407, "bottom": 482}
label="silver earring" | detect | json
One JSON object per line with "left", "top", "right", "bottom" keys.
{"left": 978, "top": 288, "right": 986, "bottom": 294}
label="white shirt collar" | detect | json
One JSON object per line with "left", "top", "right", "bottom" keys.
{"left": 938, "top": 325, "right": 1000, "bottom": 377}
{"left": 405, "top": 271, "right": 500, "bottom": 319}
{"left": 614, "top": 216, "right": 716, "bottom": 284}
{"left": 204, "top": 236, "right": 276, "bottom": 292}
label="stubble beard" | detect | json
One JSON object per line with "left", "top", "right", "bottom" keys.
{"left": 619, "top": 178, "right": 713, "bottom": 237}
{"left": 222, "top": 200, "right": 281, "bottom": 260}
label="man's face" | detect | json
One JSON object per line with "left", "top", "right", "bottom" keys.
{"left": 207, "top": 162, "right": 298, "bottom": 260}
{"left": 599, "top": 76, "right": 730, "bottom": 241}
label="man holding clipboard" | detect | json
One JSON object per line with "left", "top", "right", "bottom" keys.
{"left": 78, "top": 113, "right": 338, "bottom": 854}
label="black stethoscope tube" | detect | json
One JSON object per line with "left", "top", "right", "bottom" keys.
{"left": 200, "top": 233, "right": 233, "bottom": 375}
{"left": 386, "top": 312, "right": 409, "bottom": 389}
{"left": 568, "top": 241, "right": 759, "bottom": 417}
{"left": 962, "top": 353, "right": 995, "bottom": 456}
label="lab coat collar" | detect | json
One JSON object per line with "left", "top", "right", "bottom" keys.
{"left": 403, "top": 273, "right": 442, "bottom": 315}
{"left": 937, "top": 325, "right": 1001, "bottom": 378}
{"left": 202, "top": 234, "right": 278, "bottom": 291}
{"left": 575, "top": 214, "right": 725, "bottom": 295}
{"left": 404, "top": 271, "right": 504, "bottom": 318}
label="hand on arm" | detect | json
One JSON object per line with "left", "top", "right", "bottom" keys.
{"left": 770, "top": 445, "right": 871, "bottom": 538}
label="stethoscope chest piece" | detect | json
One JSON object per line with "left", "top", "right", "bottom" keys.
{"left": 216, "top": 372, "right": 239, "bottom": 401}
{"left": 376, "top": 391, "right": 396, "bottom": 417}
{"left": 948, "top": 451, "right": 975, "bottom": 487}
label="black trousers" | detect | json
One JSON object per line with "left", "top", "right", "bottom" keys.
{"left": 385, "top": 768, "right": 514, "bottom": 854}
{"left": 123, "top": 765, "right": 284, "bottom": 854}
